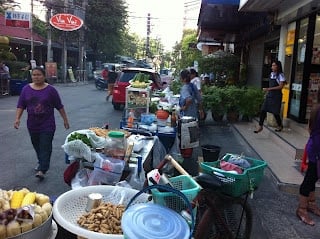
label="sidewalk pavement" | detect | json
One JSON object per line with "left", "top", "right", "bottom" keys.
{"left": 232, "top": 117, "right": 320, "bottom": 195}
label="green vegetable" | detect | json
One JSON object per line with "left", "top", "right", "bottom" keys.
{"left": 68, "top": 132, "right": 92, "bottom": 147}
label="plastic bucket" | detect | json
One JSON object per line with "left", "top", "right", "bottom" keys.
{"left": 180, "top": 148, "right": 193, "bottom": 158}
{"left": 201, "top": 145, "right": 221, "bottom": 162}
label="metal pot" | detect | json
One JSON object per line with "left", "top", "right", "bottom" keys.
{"left": 8, "top": 212, "right": 52, "bottom": 239}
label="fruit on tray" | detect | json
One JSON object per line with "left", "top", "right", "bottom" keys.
{"left": 0, "top": 188, "right": 52, "bottom": 238}
{"left": 129, "top": 73, "right": 152, "bottom": 88}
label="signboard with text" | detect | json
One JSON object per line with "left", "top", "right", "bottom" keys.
{"left": 50, "top": 13, "right": 83, "bottom": 31}
{"left": 5, "top": 11, "right": 31, "bottom": 28}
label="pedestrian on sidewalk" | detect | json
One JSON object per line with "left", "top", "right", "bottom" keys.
{"left": 296, "top": 94, "right": 320, "bottom": 226}
{"left": 254, "top": 60, "right": 286, "bottom": 133}
{"left": 13, "top": 67, "right": 70, "bottom": 180}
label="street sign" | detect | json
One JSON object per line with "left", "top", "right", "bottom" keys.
{"left": 5, "top": 11, "right": 31, "bottom": 28}
{"left": 50, "top": 13, "right": 83, "bottom": 31}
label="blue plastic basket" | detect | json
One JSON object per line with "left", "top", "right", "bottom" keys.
{"left": 151, "top": 175, "right": 201, "bottom": 213}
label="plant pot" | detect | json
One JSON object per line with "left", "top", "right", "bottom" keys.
{"left": 211, "top": 111, "right": 224, "bottom": 122}
{"left": 226, "top": 110, "right": 239, "bottom": 122}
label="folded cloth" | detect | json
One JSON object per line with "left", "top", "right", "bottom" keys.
{"left": 220, "top": 161, "right": 243, "bottom": 174}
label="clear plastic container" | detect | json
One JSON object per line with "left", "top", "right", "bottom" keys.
{"left": 104, "top": 131, "right": 126, "bottom": 159}
{"left": 121, "top": 203, "right": 190, "bottom": 239}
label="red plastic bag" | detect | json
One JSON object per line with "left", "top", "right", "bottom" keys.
{"left": 64, "top": 161, "right": 80, "bottom": 186}
{"left": 220, "top": 160, "right": 243, "bottom": 174}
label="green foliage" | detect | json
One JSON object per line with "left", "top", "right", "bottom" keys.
{"left": 85, "top": 0, "right": 128, "bottom": 62}
{"left": 202, "top": 85, "right": 264, "bottom": 118}
{"left": 6, "top": 61, "right": 29, "bottom": 79}
{"left": 33, "top": 15, "right": 47, "bottom": 38}
{"left": 239, "top": 87, "right": 264, "bottom": 117}
{"left": 179, "top": 29, "right": 202, "bottom": 70}
{"left": 198, "top": 52, "right": 240, "bottom": 85}
{"left": 202, "top": 86, "right": 225, "bottom": 115}
{"left": 170, "top": 79, "right": 182, "bottom": 95}
{"left": 0, "top": 50, "right": 16, "bottom": 61}
{"left": 0, "top": 0, "right": 19, "bottom": 13}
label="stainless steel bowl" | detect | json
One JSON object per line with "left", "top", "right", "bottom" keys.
{"left": 8, "top": 212, "right": 52, "bottom": 239}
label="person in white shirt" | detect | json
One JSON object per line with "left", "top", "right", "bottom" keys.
{"left": 190, "top": 68, "right": 201, "bottom": 94}
{"left": 0, "top": 61, "right": 10, "bottom": 95}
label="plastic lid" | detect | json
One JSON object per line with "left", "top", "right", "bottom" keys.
{"left": 108, "top": 131, "right": 125, "bottom": 138}
{"left": 121, "top": 203, "right": 190, "bottom": 239}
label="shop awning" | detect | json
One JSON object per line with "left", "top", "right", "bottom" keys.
{"left": 238, "top": 0, "right": 312, "bottom": 12}
{"left": 197, "top": 0, "right": 266, "bottom": 43}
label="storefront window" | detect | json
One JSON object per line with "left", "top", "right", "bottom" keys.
{"left": 307, "top": 14, "right": 320, "bottom": 119}
{"left": 289, "top": 17, "right": 308, "bottom": 118}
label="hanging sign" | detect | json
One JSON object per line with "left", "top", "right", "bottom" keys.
{"left": 50, "top": 13, "right": 83, "bottom": 31}
{"left": 5, "top": 11, "right": 31, "bottom": 28}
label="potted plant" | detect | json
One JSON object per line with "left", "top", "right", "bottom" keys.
{"left": 239, "top": 87, "right": 265, "bottom": 121}
{"left": 222, "top": 86, "right": 242, "bottom": 122}
{"left": 202, "top": 85, "right": 225, "bottom": 122}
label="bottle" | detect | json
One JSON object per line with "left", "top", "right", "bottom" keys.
{"left": 127, "top": 110, "right": 134, "bottom": 128}
{"left": 171, "top": 110, "right": 177, "bottom": 128}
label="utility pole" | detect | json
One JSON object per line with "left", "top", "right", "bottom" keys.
{"left": 78, "top": 0, "right": 87, "bottom": 78}
{"left": 62, "top": 0, "right": 68, "bottom": 83}
{"left": 146, "top": 13, "right": 150, "bottom": 58}
{"left": 46, "top": 3, "right": 52, "bottom": 62}
{"left": 30, "top": 0, "right": 34, "bottom": 60}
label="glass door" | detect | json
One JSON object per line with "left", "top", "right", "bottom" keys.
{"left": 289, "top": 17, "right": 308, "bottom": 118}
{"left": 307, "top": 14, "right": 320, "bottom": 119}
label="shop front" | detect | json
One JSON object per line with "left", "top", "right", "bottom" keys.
{"left": 281, "top": 13, "right": 320, "bottom": 123}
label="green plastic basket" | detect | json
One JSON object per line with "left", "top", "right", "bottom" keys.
{"left": 200, "top": 153, "right": 267, "bottom": 197}
{"left": 151, "top": 175, "right": 201, "bottom": 213}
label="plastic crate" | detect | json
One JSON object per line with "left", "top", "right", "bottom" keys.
{"left": 151, "top": 175, "right": 201, "bottom": 213}
{"left": 200, "top": 153, "right": 267, "bottom": 197}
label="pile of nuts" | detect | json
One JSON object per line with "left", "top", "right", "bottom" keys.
{"left": 77, "top": 202, "right": 125, "bottom": 234}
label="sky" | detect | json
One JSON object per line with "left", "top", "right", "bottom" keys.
{"left": 14, "top": 0, "right": 200, "bottom": 51}
{"left": 125, "top": 0, "right": 200, "bottom": 51}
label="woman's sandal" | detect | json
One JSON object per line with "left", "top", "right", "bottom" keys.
{"left": 296, "top": 208, "right": 315, "bottom": 226}
{"left": 308, "top": 202, "right": 320, "bottom": 217}
{"left": 254, "top": 126, "right": 263, "bottom": 133}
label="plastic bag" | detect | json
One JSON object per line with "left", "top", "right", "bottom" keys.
{"left": 227, "top": 154, "right": 251, "bottom": 169}
{"left": 94, "top": 153, "right": 125, "bottom": 174}
{"left": 63, "top": 160, "right": 80, "bottom": 186}
{"left": 62, "top": 139, "right": 92, "bottom": 162}
{"left": 152, "top": 136, "right": 168, "bottom": 168}
{"left": 88, "top": 167, "right": 123, "bottom": 186}
{"left": 66, "top": 129, "right": 107, "bottom": 149}
{"left": 71, "top": 168, "right": 90, "bottom": 189}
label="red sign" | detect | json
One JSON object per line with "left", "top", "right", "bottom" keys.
{"left": 5, "top": 20, "right": 30, "bottom": 28}
{"left": 50, "top": 13, "right": 83, "bottom": 31}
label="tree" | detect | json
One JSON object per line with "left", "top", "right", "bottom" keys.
{"left": 85, "top": 0, "right": 128, "bottom": 62}
{"left": 179, "top": 29, "right": 202, "bottom": 70}
{"left": 0, "top": 0, "right": 19, "bottom": 13}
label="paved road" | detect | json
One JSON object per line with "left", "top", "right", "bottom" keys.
{"left": 0, "top": 82, "right": 319, "bottom": 238}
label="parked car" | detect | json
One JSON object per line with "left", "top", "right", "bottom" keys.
{"left": 112, "top": 67, "right": 162, "bottom": 110}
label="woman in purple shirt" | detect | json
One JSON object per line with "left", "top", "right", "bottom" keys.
{"left": 14, "top": 67, "right": 70, "bottom": 180}
{"left": 296, "top": 92, "right": 320, "bottom": 225}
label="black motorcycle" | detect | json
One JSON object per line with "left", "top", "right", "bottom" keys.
{"left": 95, "top": 77, "right": 107, "bottom": 90}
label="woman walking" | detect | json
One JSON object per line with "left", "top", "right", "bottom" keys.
{"left": 296, "top": 94, "right": 320, "bottom": 226}
{"left": 14, "top": 67, "right": 70, "bottom": 180}
{"left": 254, "top": 60, "right": 285, "bottom": 133}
